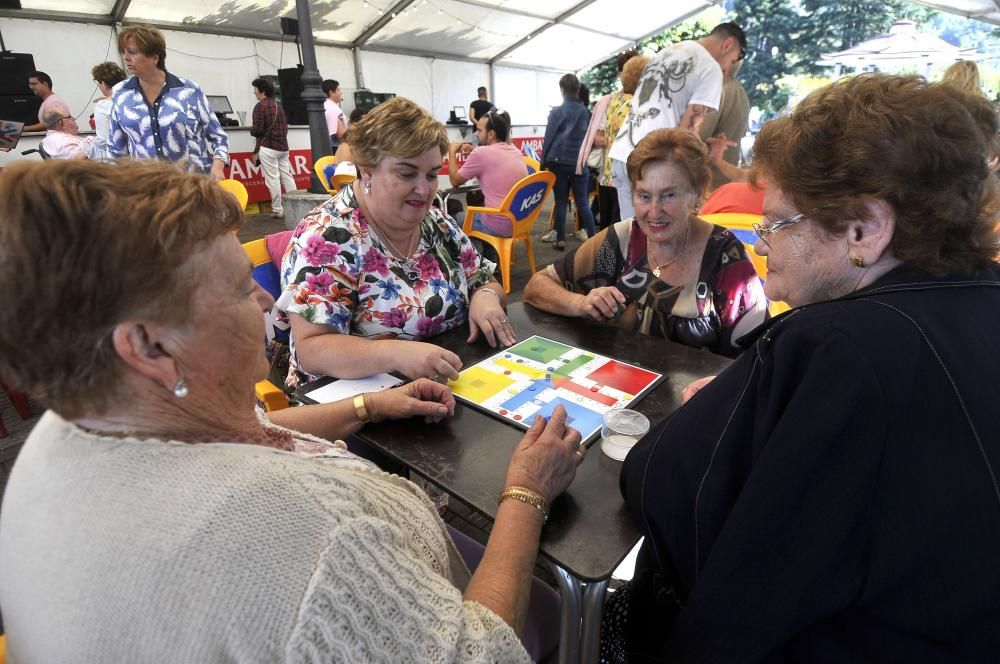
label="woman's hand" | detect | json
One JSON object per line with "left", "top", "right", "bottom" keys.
{"left": 503, "top": 405, "right": 583, "bottom": 504}
{"left": 366, "top": 378, "right": 456, "bottom": 423}
{"left": 681, "top": 375, "right": 716, "bottom": 404}
{"left": 210, "top": 158, "right": 227, "bottom": 181}
{"left": 468, "top": 289, "right": 516, "bottom": 348}
{"left": 574, "top": 286, "right": 627, "bottom": 321}
{"left": 395, "top": 341, "right": 463, "bottom": 381}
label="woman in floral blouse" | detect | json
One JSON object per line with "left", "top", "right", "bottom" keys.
{"left": 277, "top": 97, "right": 514, "bottom": 386}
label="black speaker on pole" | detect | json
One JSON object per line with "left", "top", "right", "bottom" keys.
{"left": 0, "top": 94, "right": 40, "bottom": 124}
{"left": 281, "top": 98, "right": 308, "bottom": 126}
{"left": 279, "top": 17, "right": 299, "bottom": 37}
{"left": 277, "top": 66, "right": 304, "bottom": 100}
{"left": 0, "top": 52, "right": 35, "bottom": 94}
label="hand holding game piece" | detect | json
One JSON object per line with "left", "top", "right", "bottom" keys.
{"left": 575, "top": 286, "right": 627, "bottom": 322}
{"left": 503, "top": 405, "right": 583, "bottom": 504}
{"left": 397, "top": 342, "right": 463, "bottom": 381}
{"left": 365, "top": 378, "right": 456, "bottom": 423}
{"left": 681, "top": 375, "right": 716, "bottom": 404}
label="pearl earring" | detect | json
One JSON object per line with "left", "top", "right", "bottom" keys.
{"left": 172, "top": 377, "right": 189, "bottom": 398}
{"left": 364, "top": 180, "right": 371, "bottom": 195}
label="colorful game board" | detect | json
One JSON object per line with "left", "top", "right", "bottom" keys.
{"left": 448, "top": 335, "right": 663, "bottom": 444}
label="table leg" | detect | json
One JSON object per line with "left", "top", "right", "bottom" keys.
{"left": 580, "top": 578, "right": 609, "bottom": 663}
{"left": 548, "top": 560, "right": 581, "bottom": 664}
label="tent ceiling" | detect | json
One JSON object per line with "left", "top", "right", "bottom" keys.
{"left": 5, "top": 0, "right": 997, "bottom": 70}
{"left": 7, "top": 0, "right": 718, "bottom": 71}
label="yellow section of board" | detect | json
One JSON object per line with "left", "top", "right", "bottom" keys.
{"left": 449, "top": 366, "right": 516, "bottom": 403}
{"left": 494, "top": 358, "right": 546, "bottom": 379}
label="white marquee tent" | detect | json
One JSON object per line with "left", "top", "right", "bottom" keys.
{"left": 0, "top": 0, "right": 995, "bottom": 131}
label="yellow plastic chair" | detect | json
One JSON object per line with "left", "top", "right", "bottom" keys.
{"left": 243, "top": 238, "right": 290, "bottom": 411}
{"left": 314, "top": 155, "right": 357, "bottom": 195}
{"left": 463, "top": 171, "right": 556, "bottom": 293}
{"left": 1, "top": 633, "right": 6, "bottom": 664}
{"left": 218, "top": 178, "right": 249, "bottom": 211}
{"left": 523, "top": 156, "right": 541, "bottom": 174}
{"left": 700, "top": 212, "right": 790, "bottom": 316}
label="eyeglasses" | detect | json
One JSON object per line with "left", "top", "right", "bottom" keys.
{"left": 57, "top": 115, "right": 74, "bottom": 123}
{"left": 752, "top": 211, "right": 805, "bottom": 245}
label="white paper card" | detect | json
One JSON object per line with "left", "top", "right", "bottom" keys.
{"left": 305, "top": 374, "right": 403, "bottom": 404}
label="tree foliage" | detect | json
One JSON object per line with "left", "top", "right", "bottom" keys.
{"left": 580, "top": 0, "right": 947, "bottom": 116}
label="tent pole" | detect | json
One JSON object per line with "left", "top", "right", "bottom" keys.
{"left": 296, "top": 0, "right": 332, "bottom": 193}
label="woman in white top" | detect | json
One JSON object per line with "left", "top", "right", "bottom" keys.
{"left": 0, "top": 159, "right": 583, "bottom": 663}
{"left": 89, "top": 61, "right": 126, "bottom": 161}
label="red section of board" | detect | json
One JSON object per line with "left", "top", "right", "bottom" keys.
{"left": 553, "top": 377, "right": 617, "bottom": 406}
{"left": 587, "top": 362, "right": 659, "bottom": 396}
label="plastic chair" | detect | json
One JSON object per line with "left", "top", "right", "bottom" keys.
{"left": 700, "top": 212, "right": 790, "bottom": 316}
{"left": 524, "top": 156, "right": 541, "bottom": 174}
{"left": 218, "top": 178, "right": 248, "bottom": 211}
{"left": 463, "top": 171, "right": 556, "bottom": 293}
{"left": 314, "top": 155, "right": 357, "bottom": 195}
{"left": 243, "top": 237, "right": 291, "bottom": 411}
{"left": 1, "top": 633, "right": 6, "bottom": 664}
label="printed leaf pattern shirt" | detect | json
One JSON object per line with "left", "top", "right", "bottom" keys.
{"left": 108, "top": 72, "right": 229, "bottom": 174}
{"left": 276, "top": 184, "right": 496, "bottom": 385}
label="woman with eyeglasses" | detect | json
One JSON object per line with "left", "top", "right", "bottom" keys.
{"left": 524, "top": 127, "right": 768, "bottom": 358}
{"left": 601, "top": 74, "right": 1000, "bottom": 663}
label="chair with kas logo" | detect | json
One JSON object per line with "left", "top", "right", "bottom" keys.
{"left": 314, "top": 155, "right": 357, "bottom": 195}
{"left": 462, "top": 171, "right": 556, "bottom": 293}
{"left": 243, "top": 235, "right": 293, "bottom": 411}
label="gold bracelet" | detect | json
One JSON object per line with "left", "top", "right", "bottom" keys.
{"left": 353, "top": 394, "right": 370, "bottom": 423}
{"left": 498, "top": 485, "right": 549, "bottom": 523}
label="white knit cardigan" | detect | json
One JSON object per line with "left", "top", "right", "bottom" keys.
{"left": 0, "top": 411, "right": 529, "bottom": 663}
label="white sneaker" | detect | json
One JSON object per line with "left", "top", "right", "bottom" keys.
{"left": 270, "top": 210, "right": 284, "bottom": 219}
{"left": 540, "top": 230, "right": 557, "bottom": 242}
{"left": 575, "top": 229, "right": 589, "bottom": 241}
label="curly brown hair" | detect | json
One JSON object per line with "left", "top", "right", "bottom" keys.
{"left": 343, "top": 97, "right": 448, "bottom": 170}
{"left": 620, "top": 55, "right": 650, "bottom": 96}
{"left": 0, "top": 160, "right": 243, "bottom": 419}
{"left": 91, "top": 61, "right": 126, "bottom": 88}
{"left": 626, "top": 128, "right": 711, "bottom": 202}
{"left": 118, "top": 24, "right": 167, "bottom": 71}
{"left": 751, "top": 74, "right": 999, "bottom": 276}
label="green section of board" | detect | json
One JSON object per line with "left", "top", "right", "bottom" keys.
{"left": 508, "top": 336, "right": 571, "bottom": 364}
{"left": 554, "top": 354, "right": 592, "bottom": 376}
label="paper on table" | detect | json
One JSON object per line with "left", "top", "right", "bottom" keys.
{"left": 305, "top": 374, "right": 403, "bottom": 404}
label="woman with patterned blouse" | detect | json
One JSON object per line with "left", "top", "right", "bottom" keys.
{"left": 524, "top": 128, "right": 767, "bottom": 358}
{"left": 277, "top": 98, "right": 513, "bottom": 386}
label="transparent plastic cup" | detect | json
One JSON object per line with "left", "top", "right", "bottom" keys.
{"left": 600, "top": 409, "right": 650, "bottom": 461}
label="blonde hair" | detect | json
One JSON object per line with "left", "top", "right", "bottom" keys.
{"left": 620, "top": 55, "right": 650, "bottom": 96}
{"left": 344, "top": 97, "right": 448, "bottom": 169}
{"left": 0, "top": 160, "right": 243, "bottom": 419}
{"left": 942, "top": 60, "right": 984, "bottom": 97}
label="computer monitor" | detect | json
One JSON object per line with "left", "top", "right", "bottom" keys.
{"left": 452, "top": 105, "right": 467, "bottom": 120}
{"left": 0, "top": 120, "right": 25, "bottom": 152}
{"left": 206, "top": 95, "right": 234, "bottom": 114}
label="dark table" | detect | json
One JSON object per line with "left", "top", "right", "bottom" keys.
{"left": 353, "top": 302, "right": 733, "bottom": 662}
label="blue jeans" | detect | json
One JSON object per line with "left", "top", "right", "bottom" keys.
{"left": 550, "top": 162, "right": 596, "bottom": 241}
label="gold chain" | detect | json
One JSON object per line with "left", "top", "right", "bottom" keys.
{"left": 650, "top": 222, "right": 691, "bottom": 278}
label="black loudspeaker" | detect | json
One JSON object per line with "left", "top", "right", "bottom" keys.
{"left": 280, "top": 17, "right": 299, "bottom": 36}
{"left": 281, "top": 97, "right": 308, "bottom": 126}
{"left": 0, "top": 94, "right": 40, "bottom": 124}
{"left": 0, "top": 52, "right": 36, "bottom": 95}
{"left": 277, "top": 66, "right": 304, "bottom": 100}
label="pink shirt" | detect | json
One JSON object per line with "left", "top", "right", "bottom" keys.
{"left": 37, "top": 93, "right": 66, "bottom": 124}
{"left": 41, "top": 131, "right": 94, "bottom": 160}
{"left": 324, "top": 99, "right": 346, "bottom": 138}
{"left": 458, "top": 142, "right": 528, "bottom": 236}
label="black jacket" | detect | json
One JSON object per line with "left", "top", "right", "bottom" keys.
{"left": 619, "top": 264, "right": 1000, "bottom": 662}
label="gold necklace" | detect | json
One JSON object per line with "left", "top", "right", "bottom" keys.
{"left": 356, "top": 183, "right": 419, "bottom": 259}
{"left": 650, "top": 222, "right": 691, "bottom": 278}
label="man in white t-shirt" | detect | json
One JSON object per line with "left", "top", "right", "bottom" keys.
{"left": 322, "top": 79, "right": 347, "bottom": 149}
{"left": 608, "top": 22, "right": 746, "bottom": 219}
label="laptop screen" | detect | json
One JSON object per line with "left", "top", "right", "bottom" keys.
{"left": 0, "top": 119, "right": 25, "bottom": 152}
{"left": 452, "top": 105, "right": 468, "bottom": 120}
{"left": 206, "top": 95, "right": 234, "bottom": 114}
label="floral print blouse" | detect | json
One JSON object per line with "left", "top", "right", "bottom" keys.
{"left": 276, "top": 184, "right": 496, "bottom": 385}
